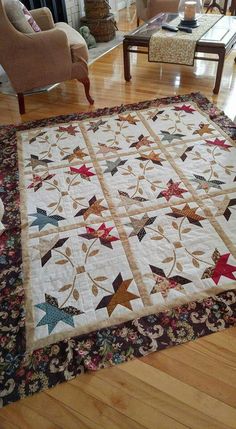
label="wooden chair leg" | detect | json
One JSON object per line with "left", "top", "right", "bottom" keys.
{"left": 17, "top": 93, "right": 25, "bottom": 115}
{"left": 78, "top": 78, "right": 94, "bottom": 105}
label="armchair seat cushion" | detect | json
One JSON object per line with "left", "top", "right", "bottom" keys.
{"left": 55, "top": 22, "right": 89, "bottom": 63}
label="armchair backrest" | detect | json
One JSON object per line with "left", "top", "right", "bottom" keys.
{"left": 0, "top": 0, "right": 31, "bottom": 62}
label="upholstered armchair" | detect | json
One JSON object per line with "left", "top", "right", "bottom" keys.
{"left": 0, "top": 0, "right": 94, "bottom": 114}
{"left": 136, "top": 0, "right": 179, "bottom": 26}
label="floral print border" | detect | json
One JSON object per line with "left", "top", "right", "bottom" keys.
{"left": 0, "top": 92, "right": 236, "bottom": 408}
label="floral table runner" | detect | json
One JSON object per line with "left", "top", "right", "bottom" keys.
{"left": 149, "top": 14, "right": 222, "bottom": 66}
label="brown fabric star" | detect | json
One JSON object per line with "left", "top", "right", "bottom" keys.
{"left": 64, "top": 146, "right": 87, "bottom": 162}
{"left": 137, "top": 151, "right": 164, "bottom": 165}
{"left": 193, "top": 123, "right": 215, "bottom": 136}
{"left": 166, "top": 204, "right": 206, "bottom": 227}
{"left": 96, "top": 273, "right": 138, "bottom": 316}
{"left": 130, "top": 134, "right": 154, "bottom": 149}
{"left": 117, "top": 114, "right": 139, "bottom": 125}
{"left": 75, "top": 196, "right": 108, "bottom": 220}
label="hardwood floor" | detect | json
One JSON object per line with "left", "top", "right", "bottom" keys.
{"left": 1, "top": 6, "right": 236, "bottom": 429}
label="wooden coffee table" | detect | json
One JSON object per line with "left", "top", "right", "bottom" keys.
{"left": 123, "top": 13, "right": 236, "bottom": 94}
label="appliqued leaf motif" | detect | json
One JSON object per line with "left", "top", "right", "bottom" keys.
{"left": 94, "top": 276, "right": 108, "bottom": 282}
{"left": 59, "top": 284, "right": 72, "bottom": 292}
{"left": 65, "top": 247, "right": 71, "bottom": 257}
{"left": 182, "top": 228, "right": 191, "bottom": 233}
{"left": 192, "top": 250, "right": 205, "bottom": 256}
{"left": 172, "top": 221, "right": 178, "bottom": 230}
{"left": 158, "top": 225, "right": 164, "bottom": 234}
{"left": 55, "top": 259, "right": 68, "bottom": 265}
{"left": 47, "top": 202, "right": 57, "bottom": 208}
{"left": 176, "top": 262, "right": 183, "bottom": 272}
{"left": 192, "top": 258, "right": 200, "bottom": 268}
{"left": 162, "top": 257, "right": 174, "bottom": 263}
{"left": 92, "top": 285, "right": 98, "bottom": 296}
{"left": 73, "top": 289, "right": 80, "bottom": 301}
{"left": 89, "top": 249, "right": 99, "bottom": 257}
{"left": 82, "top": 243, "right": 87, "bottom": 253}
{"left": 151, "top": 236, "right": 163, "bottom": 240}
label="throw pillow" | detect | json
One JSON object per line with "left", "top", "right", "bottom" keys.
{"left": 4, "top": 0, "right": 41, "bottom": 33}
{"left": 21, "top": 3, "right": 41, "bottom": 32}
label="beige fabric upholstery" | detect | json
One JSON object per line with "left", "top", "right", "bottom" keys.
{"left": 56, "top": 22, "right": 89, "bottom": 63}
{"left": 30, "top": 7, "right": 55, "bottom": 31}
{"left": 0, "top": 0, "right": 92, "bottom": 110}
{"left": 136, "top": 0, "right": 179, "bottom": 23}
{"left": 4, "top": 0, "right": 35, "bottom": 33}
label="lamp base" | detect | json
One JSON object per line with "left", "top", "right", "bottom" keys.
{"left": 179, "top": 19, "right": 199, "bottom": 28}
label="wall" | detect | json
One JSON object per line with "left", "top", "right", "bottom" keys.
{"left": 65, "top": 0, "right": 84, "bottom": 29}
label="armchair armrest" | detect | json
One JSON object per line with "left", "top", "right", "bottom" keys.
{"left": 4, "top": 28, "right": 72, "bottom": 93}
{"left": 30, "top": 7, "right": 55, "bottom": 31}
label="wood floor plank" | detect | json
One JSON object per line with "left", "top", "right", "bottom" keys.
{"left": 0, "top": 402, "right": 61, "bottom": 429}
{"left": 70, "top": 373, "right": 190, "bottom": 429}
{"left": 121, "top": 360, "right": 236, "bottom": 428}
{"left": 47, "top": 381, "right": 146, "bottom": 429}
{"left": 204, "top": 329, "right": 236, "bottom": 354}
{"left": 0, "top": 416, "right": 20, "bottom": 429}
{"left": 18, "top": 391, "right": 104, "bottom": 429}
{"left": 93, "top": 366, "right": 229, "bottom": 429}
{"left": 147, "top": 342, "right": 236, "bottom": 388}
{"left": 141, "top": 345, "right": 236, "bottom": 408}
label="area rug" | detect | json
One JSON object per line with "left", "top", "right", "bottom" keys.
{"left": 0, "top": 93, "right": 236, "bottom": 407}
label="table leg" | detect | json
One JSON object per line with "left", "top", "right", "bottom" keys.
{"left": 123, "top": 40, "right": 131, "bottom": 81}
{"left": 17, "top": 93, "right": 25, "bottom": 115}
{"left": 213, "top": 50, "right": 225, "bottom": 94}
{"left": 223, "top": 0, "right": 228, "bottom": 14}
{"left": 205, "top": 0, "right": 223, "bottom": 13}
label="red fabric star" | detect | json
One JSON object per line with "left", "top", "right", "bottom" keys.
{"left": 80, "top": 223, "right": 119, "bottom": 248}
{"left": 160, "top": 180, "right": 187, "bottom": 201}
{"left": 173, "top": 104, "right": 196, "bottom": 114}
{"left": 70, "top": 165, "right": 95, "bottom": 178}
{"left": 212, "top": 253, "right": 236, "bottom": 285}
{"left": 205, "top": 138, "right": 232, "bottom": 151}
{"left": 57, "top": 125, "right": 79, "bottom": 136}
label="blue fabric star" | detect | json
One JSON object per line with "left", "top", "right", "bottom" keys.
{"left": 35, "top": 294, "right": 83, "bottom": 334}
{"left": 29, "top": 208, "right": 64, "bottom": 230}
{"left": 35, "top": 302, "right": 75, "bottom": 333}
